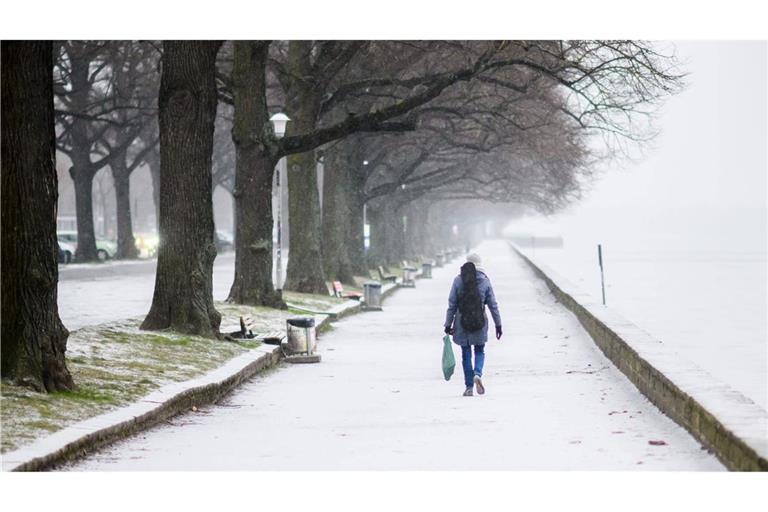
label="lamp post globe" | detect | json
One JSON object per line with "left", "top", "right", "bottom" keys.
{"left": 269, "top": 113, "right": 290, "bottom": 139}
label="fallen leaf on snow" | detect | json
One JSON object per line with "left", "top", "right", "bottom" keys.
{"left": 648, "top": 440, "right": 667, "bottom": 446}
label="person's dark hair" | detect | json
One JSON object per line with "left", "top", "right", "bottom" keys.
{"left": 458, "top": 262, "right": 484, "bottom": 332}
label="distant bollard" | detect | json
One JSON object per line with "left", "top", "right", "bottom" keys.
{"left": 286, "top": 317, "right": 316, "bottom": 354}
{"left": 363, "top": 281, "right": 383, "bottom": 310}
{"left": 402, "top": 265, "right": 417, "bottom": 287}
{"left": 421, "top": 261, "right": 433, "bottom": 279}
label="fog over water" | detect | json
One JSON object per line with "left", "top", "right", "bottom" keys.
{"left": 507, "top": 41, "right": 767, "bottom": 409}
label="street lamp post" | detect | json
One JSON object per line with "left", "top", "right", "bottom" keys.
{"left": 270, "top": 113, "right": 290, "bottom": 290}
{"left": 362, "top": 159, "right": 369, "bottom": 252}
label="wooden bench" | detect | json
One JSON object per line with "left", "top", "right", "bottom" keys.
{"left": 224, "top": 316, "right": 285, "bottom": 344}
{"left": 254, "top": 331, "right": 285, "bottom": 345}
{"left": 332, "top": 281, "right": 363, "bottom": 301}
{"left": 377, "top": 266, "right": 397, "bottom": 284}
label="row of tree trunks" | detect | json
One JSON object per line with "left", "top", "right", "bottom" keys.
{"left": 141, "top": 41, "right": 223, "bottom": 337}
{"left": 1, "top": 41, "right": 74, "bottom": 392}
{"left": 226, "top": 41, "right": 284, "bottom": 308}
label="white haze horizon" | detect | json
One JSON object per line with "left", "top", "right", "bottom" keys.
{"left": 506, "top": 41, "right": 767, "bottom": 409}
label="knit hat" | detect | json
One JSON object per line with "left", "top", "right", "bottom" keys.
{"left": 466, "top": 253, "right": 482, "bottom": 266}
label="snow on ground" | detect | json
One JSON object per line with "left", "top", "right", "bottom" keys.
{"left": 58, "top": 253, "right": 236, "bottom": 330}
{"left": 506, "top": 207, "right": 767, "bottom": 412}
{"left": 63, "top": 240, "right": 722, "bottom": 470}
{"left": 531, "top": 246, "right": 767, "bottom": 412}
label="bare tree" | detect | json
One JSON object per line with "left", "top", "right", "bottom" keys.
{"left": 101, "top": 41, "right": 160, "bottom": 259}
{"left": 55, "top": 41, "right": 142, "bottom": 261}
{"left": 216, "top": 39, "right": 681, "bottom": 304}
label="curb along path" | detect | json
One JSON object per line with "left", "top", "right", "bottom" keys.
{"left": 61, "top": 241, "right": 723, "bottom": 470}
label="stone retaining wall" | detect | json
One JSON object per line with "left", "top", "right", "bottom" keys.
{"left": 512, "top": 244, "right": 767, "bottom": 471}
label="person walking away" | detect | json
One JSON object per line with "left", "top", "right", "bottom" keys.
{"left": 444, "top": 253, "right": 502, "bottom": 396}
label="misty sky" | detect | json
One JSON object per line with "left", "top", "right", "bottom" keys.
{"left": 570, "top": 40, "right": 767, "bottom": 215}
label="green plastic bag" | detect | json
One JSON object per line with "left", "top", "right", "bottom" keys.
{"left": 442, "top": 335, "right": 456, "bottom": 381}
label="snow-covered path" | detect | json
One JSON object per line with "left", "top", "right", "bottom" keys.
{"left": 63, "top": 240, "right": 723, "bottom": 470}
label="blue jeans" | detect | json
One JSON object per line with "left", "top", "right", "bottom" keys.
{"left": 461, "top": 344, "right": 485, "bottom": 388}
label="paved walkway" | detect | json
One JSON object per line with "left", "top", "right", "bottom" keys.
{"left": 64, "top": 240, "right": 723, "bottom": 470}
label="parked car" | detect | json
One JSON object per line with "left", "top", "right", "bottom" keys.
{"left": 215, "top": 230, "right": 234, "bottom": 252}
{"left": 57, "top": 231, "right": 117, "bottom": 261}
{"left": 58, "top": 241, "right": 75, "bottom": 264}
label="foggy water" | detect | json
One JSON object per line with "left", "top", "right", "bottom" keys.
{"left": 509, "top": 207, "right": 767, "bottom": 410}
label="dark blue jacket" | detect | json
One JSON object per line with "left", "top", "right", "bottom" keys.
{"left": 444, "top": 270, "right": 501, "bottom": 346}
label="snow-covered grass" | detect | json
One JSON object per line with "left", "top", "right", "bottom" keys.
{"left": 1, "top": 295, "right": 342, "bottom": 454}
{"left": 283, "top": 290, "right": 345, "bottom": 312}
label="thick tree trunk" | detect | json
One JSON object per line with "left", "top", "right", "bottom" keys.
{"left": 112, "top": 158, "right": 139, "bottom": 259}
{"left": 69, "top": 160, "right": 99, "bottom": 262}
{"left": 141, "top": 41, "right": 223, "bottom": 336}
{"left": 321, "top": 136, "right": 369, "bottom": 281}
{"left": 1, "top": 41, "right": 74, "bottom": 392}
{"left": 344, "top": 139, "right": 369, "bottom": 276}
{"left": 321, "top": 147, "right": 356, "bottom": 284}
{"left": 282, "top": 41, "right": 328, "bottom": 295}
{"left": 348, "top": 193, "right": 368, "bottom": 275}
{"left": 387, "top": 203, "right": 407, "bottom": 265}
{"left": 284, "top": 149, "right": 328, "bottom": 293}
{"left": 67, "top": 49, "right": 99, "bottom": 262}
{"left": 369, "top": 200, "right": 405, "bottom": 267}
{"left": 367, "top": 202, "right": 386, "bottom": 267}
{"left": 227, "top": 41, "right": 285, "bottom": 308}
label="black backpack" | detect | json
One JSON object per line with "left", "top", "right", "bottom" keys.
{"left": 458, "top": 262, "right": 484, "bottom": 332}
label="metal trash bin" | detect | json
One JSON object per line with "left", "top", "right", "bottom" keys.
{"left": 435, "top": 253, "right": 444, "bottom": 267}
{"left": 363, "top": 281, "right": 383, "bottom": 310}
{"left": 286, "top": 317, "right": 316, "bottom": 354}
{"left": 402, "top": 266, "right": 417, "bottom": 287}
{"left": 421, "top": 261, "right": 433, "bottom": 279}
